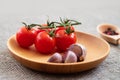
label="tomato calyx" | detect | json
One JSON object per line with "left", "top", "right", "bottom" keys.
{"left": 65, "top": 27, "right": 74, "bottom": 35}
{"left": 49, "top": 29, "right": 55, "bottom": 37}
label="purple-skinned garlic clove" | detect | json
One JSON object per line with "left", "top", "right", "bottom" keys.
{"left": 63, "top": 51, "right": 77, "bottom": 63}
{"left": 68, "top": 43, "right": 86, "bottom": 61}
{"left": 68, "top": 43, "right": 82, "bottom": 58}
{"left": 79, "top": 44, "right": 86, "bottom": 61}
{"left": 47, "top": 52, "right": 62, "bottom": 63}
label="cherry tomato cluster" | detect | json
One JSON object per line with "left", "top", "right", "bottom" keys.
{"left": 16, "top": 18, "right": 81, "bottom": 54}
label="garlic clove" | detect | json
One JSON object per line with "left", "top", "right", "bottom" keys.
{"left": 64, "top": 51, "right": 77, "bottom": 63}
{"left": 68, "top": 43, "right": 82, "bottom": 58}
{"left": 79, "top": 44, "right": 86, "bottom": 61}
{"left": 47, "top": 52, "right": 62, "bottom": 63}
{"left": 68, "top": 43, "right": 86, "bottom": 61}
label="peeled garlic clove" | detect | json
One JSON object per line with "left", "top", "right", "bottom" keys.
{"left": 68, "top": 43, "right": 86, "bottom": 61}
{"left": 64, "top": 51, "right": 77, "bottom": 63}
{"left": 47, "top": 52, "right": 62, "bottom": 63}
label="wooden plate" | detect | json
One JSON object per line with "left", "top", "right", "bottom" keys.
{"left": 7, "top": 31, "right": 110, "bottom": 74}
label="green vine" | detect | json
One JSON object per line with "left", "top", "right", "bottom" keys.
{"left": 22, "top": 18, "right": 81, "bottom": 35}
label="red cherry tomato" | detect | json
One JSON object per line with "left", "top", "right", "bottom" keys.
{"left": 55, "top": 29, "right": 76, "bottom": 52}
{"left": 32, "top": 27, "right": 45, "bottom": 37}
{"left": 35, "top": 31, "right": 56, "bottom": 54}
{"left": 55, "top": 26, "right": 75, "bottom": 34}
{"left": 16, "top": 27, "right": 36, "bottom": 48}
{"left": 32, "top": 24, "right": 51, "bottom": 37}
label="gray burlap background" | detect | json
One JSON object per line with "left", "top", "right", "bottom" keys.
{"left": 0, "top": 0, "right": 120, "bottom": 80}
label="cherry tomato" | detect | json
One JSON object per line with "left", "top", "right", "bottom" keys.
{"left": 32, "top": 24, "right": 51, "bottom": 37}
{"left": 16, "top": 27, "right": 36, "bottom": 48}
{"left": 35, "top": 31, "right": 56, "bottom": 54}
{"left": 55, "top": 29, "right": 76, "bottom": 52}
{"left": 32, "top": 27, "right": 45, "bottom": 37}
{"left": 55, "top": 26, "right": 75, "bottom": 34}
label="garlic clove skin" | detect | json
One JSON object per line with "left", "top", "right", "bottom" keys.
{"left": 47, "top": 52, "right": 62, "bottom": 63}
{"left": 67, "top": 43, "right": 82, "bottom": 58}
{"left": 79, "top": 44, "right": 86, "bottom": 61}
{"left": 68, "top": 43, "right": 86, "bottom": 61}
{"left": 64, "top": 51, "right": 77, "bottom": 63}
